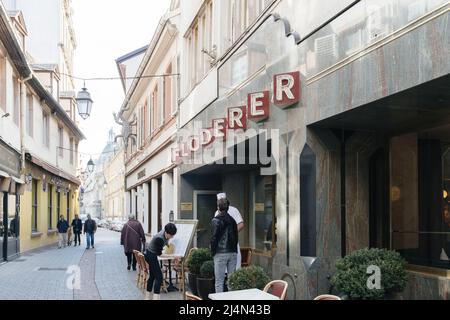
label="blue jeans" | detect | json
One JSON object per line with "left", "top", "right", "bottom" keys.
{"left": 214, "top": 253, "right": 237, "bottom": 293}
{"left": 86, "top": 233, "right": 94, "bottom": 248}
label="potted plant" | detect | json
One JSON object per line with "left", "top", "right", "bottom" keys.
{"left": 330, "top": 248, "right": 408, "bottom": 300}
{"left": 227, "top": 266, "right": 271, "bottom": 291}
{"left": 197, "top": 260, "right": 215, "bottom": 300}
{"left": 187, "top": 248, "right": 212, "bottom": 295}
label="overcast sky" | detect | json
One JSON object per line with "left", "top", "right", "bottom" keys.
{"left": 72, "top": 0, "right": 169, "bottom": 167}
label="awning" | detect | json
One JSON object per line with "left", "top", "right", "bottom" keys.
{"left": 0, "top": 170, "right": 11, "bottom": 193}
{"left": 0, "top": 170, "right": 10, "bottom": 178}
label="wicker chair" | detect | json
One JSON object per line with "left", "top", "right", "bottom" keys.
{"left": 314, "top": 294, "right": 341, "bottom": 300}
{"left": 263, "top": 280, "right": 288, "bottom": 300}
{"left": 240, "top": 247, "right": 253, "bottom": 267}
{"left": 186, "top": 292, "right": 202, "bottom": 300}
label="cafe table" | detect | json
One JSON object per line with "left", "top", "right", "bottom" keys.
{"left": 158, "top": 255, "right": 182, "bottom": 292}
{"left": 209, "top": 289, "right": 280, "bottom": 300}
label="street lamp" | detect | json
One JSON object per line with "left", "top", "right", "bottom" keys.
{"left": 87, "top": 158, "right": 95, "bottom": 173}
{"left": 76, "top": 85, "right": 93, "bottom": 120}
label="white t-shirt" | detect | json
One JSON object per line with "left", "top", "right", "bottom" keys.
{"left": 215, "top": 206, "right": 243, "bottom": 225}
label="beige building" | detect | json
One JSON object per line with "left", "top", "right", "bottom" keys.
{"left": 104, "top": 142, "right": 125, "bottom": 221}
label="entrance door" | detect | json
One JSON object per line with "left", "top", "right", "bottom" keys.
{"left": 194, "top": 191, "right": 219, "bottom": 248}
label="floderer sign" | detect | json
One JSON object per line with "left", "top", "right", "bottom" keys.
{"left": 172, "top": 71, "right": 300, "bottom": 166}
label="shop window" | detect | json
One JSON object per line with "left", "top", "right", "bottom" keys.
{"left": 32, "top": 179, "right": 38, "bottom": 232}
{"left": 48, "top": 185, "right": 53, "bottom": 230}
{"left": 67, "top": 191, "right": 70, "bottom": 221}
{"left": 300, "top": 145, "right": 316, "bottom": 257}
{"left": 254, "top": 175, "right": 276, "bottom": 254}
{"left": 392, "top": 135, "right": 450, "bottom": 270}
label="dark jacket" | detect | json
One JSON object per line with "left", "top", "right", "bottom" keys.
{"left": 121, "top": 220, "right": 146, "bottom": 253}
{"left": 71, "top": 219, "right": 83, "bottom": 234}
{"left": 210, "top": 212, "right": 238, "bottom": 256}
{"left": 57, "top": 219, "right": 69, "bottom": 233}
{"left": 146, "top": 230, "right": 168, "bottom": 256}
{"left": 84, "top": 219, "right": 97, "bottom": 234}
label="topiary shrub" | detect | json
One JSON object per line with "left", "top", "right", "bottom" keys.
{"left": 228, "top": 266, "right": 271, "bottom": 291}
{"left": 187, "top": 248, "right": 213, "bottom": 275}
{"left": 330, "top": 248, "right": 408, "bottom": 300}
{"left": 200, "top": 260, "right": 215, "bottom": 279}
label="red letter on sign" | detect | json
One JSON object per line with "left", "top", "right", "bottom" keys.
{"left": 248, "top": 91, "right": 269, "bottom": 122}
{"left": 200, "top": 128, "right": 215, "bottom": 147}
{"left": 212, "top": 118, "right": 228, "bottom": 140}
{"left": 228, "top": 106, "right": 247, "bottom": 130}
{"left": 273, "top": 71, "right": 300, "bottom": 109}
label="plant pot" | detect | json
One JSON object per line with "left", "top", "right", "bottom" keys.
{"left": 197, "top": 277, "right": 215, "bottom": 300}
{"left": 188, "top": 273, "right": 198, "bottom": 296}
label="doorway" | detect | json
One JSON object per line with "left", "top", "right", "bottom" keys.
{"left": 194, "top": 191, "right": 219, "bottom": 248}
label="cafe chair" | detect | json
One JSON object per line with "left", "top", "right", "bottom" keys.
{"left": 263, "top": 280, "right": 288, "bottom": 300}
{"left": 314, "top": 294, "right": 341, "bottom": 300}
{"left": 240, "top": 247, "right": 253, "bottom": 267}
{"left": 186, "top": 292, "right": 203, "bottom": 301}
{"left": 134, "top": 251, "right": 149, "bottom": 291}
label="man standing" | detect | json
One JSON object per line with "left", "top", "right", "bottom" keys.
{"left": 71, "top": 214, "right": 83, "bottom": 247}
{"left": 121, "top": 214, "right": 146, "bottom": 271}
{"left": 56, "top": 215, "right": 69, "bottom": 249}
{"left": 211, "top": 198, "right": 238, "bottom": 293}
{"left": 84, "top": 214, "right": 97, "bottom": 250}
{"left": 216, "top": 193, "right": 244, "bottom": 269}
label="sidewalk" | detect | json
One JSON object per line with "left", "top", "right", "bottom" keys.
{"left": 0, "top": 228, "right": 183, "bottom": 300}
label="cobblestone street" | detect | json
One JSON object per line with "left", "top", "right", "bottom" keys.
{"left": 0, "top": 229, "right": 183, "bottom": 300}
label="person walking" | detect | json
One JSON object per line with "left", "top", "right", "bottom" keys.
{"left": 211, "top": 198, "right": 238, "bottom": 294}
{"left": 56, "top": 215, "right": 69, "bottom": 249}
{"left": 84, "top": 214, "right": 97, "bottom": 249}
{"left": 121, "top": 214, "right": 146, "bottom": 271}
{"left": 216, "top": 193, "right": 244, "bottom": 270}
{"left": 71, "top": 214, "right": 83, "bottom": 246}
{"left": 144, "top": 223, "right": 177, "bottom": 301}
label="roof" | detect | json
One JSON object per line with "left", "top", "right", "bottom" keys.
{"left": 116, "top": 45, "right": 149, "bottom": 64}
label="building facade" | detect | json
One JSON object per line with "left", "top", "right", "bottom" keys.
{"left": 174, "top": 0, "right": 450, "bottom": 300}
{"left": 119, "top": 1, "right": 180, "bottom": 236}
{"left": 0, "top": 0, "right": 84, "bottom": 257}
{"left": 104, "top": 136, "right": 125, "bottom": 221}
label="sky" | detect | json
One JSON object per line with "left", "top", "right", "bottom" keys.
{"left": 72, "top": 0, "right": 170, "bottom": 167}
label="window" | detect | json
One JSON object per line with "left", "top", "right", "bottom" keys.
{"left": 59, "top": 127, "right": 64, "bottom": 157}
{"left": 186, "top": 0, "right": 214, "bottom": 90}
{"left": 300, "top": 145, "right": 317, "bottom": 257}
{"left": 391, "top": 133, "right": 450, "bottom": 270}
{"left": 144, "top": 100, "right": 149, "bottom": 138}
{"left": 32, "top": 179, "right": 38, "bottom": 232}
{"left": 230, "top": 0, "right": 272, "bottom": 44}
{"left": 13, "top": 76, "right": 19, "bottom": 125}
{"left": 26, "top": 93, "right": 33, "bottom": 137}
{"left": 0, "top": 57, "right": 5, "bottom": 112}
{"left": 164, "top": 64, "right": 172, "bottom": 122}
{"left": 139, "top": 106, "right": 145, "bottom": 147}
{"left": 152, "top": 85, "right": 159, "bottom": 130}
{"left": 48, "top": 185, "right": 53, "bottom": 230}
{"left": 75, "top": 143, "right": 78, "bottom": 167}
{"left": 253, "top": 175, "right": 277, "bottom": 254}
{"left": 67, "top": 192, "right": 70, "bottom": 221}
{"left": 57, "top": 191, "right": 61, "bottom": 219}
{"left": 69, "top": 138, "right": 74, "bottom": 164}
{"left": 43, "top": 112, "right": 50, "bottom": 148}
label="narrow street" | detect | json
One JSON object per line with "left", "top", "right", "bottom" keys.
{"left": 0, "top": 229, "right": 181, "bottom": 300}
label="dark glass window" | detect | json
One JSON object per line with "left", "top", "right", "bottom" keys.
{"left": 300, "top": 145, "right": 316, "bottom": 257}
{"left": 48, "top": 185, "right": 53, "bottom": 229}
{"left": 32, "top": 179, "right": 38, "bottom": 232}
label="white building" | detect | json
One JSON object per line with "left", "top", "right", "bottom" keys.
{"left": 118, "top": 0, "right": 180, "bottom": 235}
{"left": 3, "top": 0, "right": 78, "bottom": 123}
{"left": 0, "top": 0, "right": 84, "bottom": 256}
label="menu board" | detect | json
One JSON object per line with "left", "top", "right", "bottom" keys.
{"left": 167, "top": 220, "right": 198, "bottom": 259}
